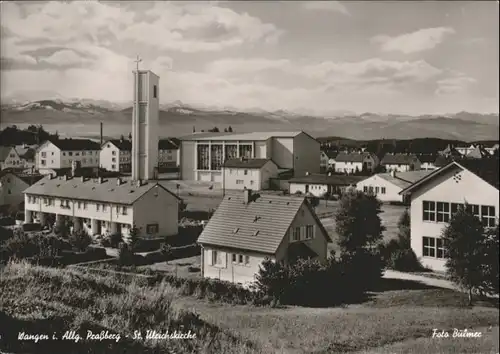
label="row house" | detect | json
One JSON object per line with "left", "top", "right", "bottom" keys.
{"left": 334, "top": 152, "right": 379, "bottom": 174}
{"left": 380, "top": 153, "right": 421, "bottom": 172}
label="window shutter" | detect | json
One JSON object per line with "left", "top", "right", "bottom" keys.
{"left": 207, "top": 249, "right": 213, "bottom": 266}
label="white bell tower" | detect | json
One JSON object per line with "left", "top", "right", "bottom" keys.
{"left": 131, "top": 55, "right": 159, "bottom": 181}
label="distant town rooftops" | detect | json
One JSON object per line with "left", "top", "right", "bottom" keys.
{"left": 104, "top": 139, "right": 132, "bottom": 151}
{"left": 289, "top": 173, "right": 365, "bottom": 186}
{"left": 46, "top": 138, "right": 101, "bottom": 151}
{"left": 334, "top": 152, "right": 374, "bottom": 163}
{"left": 224, "top": 158, "right": 272, "bottom": 169}
{"left": 178, "top": 131, "right": 310, "bottom": 141}
{"left": 23, "top": 175, "right": 180, "bottom": 205}
{"left": 381, "top": 153, "right": 420, "bottom": 165}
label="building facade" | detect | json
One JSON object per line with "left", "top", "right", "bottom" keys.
{"left": 289, "top": 173, "right": 364, "bottom": 197}
{"left": 158, "top": 138, "right": 180, "bottom": 169}
{"left": 35, "top": 139, "right": 101, "bottom": 173}
{"left": 198, "top": 190, "right": 331, "bottom": 287}
{"left": 179, "top": 131, "right": 320, "bottom": 183}
{"left": 334, "top": 152, "right": 379, "bottom": 174}
{"left": 100, "top": 139, "right": 132, "bottom": 172}
{"left": 381, "top": 153, "right": 422, "bottom": 172}
{"left": 0, "top": 171, "right": 29, "bottom": 208}
{"left": 400, "top": 160, "right": 498, "bottom": 272}
{"left": 222, "top": 158, "right": 279, "bottom": 190}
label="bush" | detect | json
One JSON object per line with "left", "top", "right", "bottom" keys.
{"left": 1, "top": 232, "right": 65, "bottom": 260}
{"left": 160, "top": 243, "right": 172, "bottom": 259}
{"left": 387, "top": 248, "right": 422, "bottom": 272}
{"left": 22, "top": 223, "right": 42, "bottom": 232}
{"left": 68, "top": 230, "right": 92, "bottom": 252}
{"left": 109, "top": 233, "right": 123, "bottom": 248}
{"left": 117, "top": 242, "right": 134, "bottom": 266}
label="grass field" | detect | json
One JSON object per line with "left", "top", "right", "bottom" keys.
{"left": 1, "top": 261, "right": 498, "bottom": 354}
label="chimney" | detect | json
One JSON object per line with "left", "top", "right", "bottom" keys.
{"left": 100, "top": 122, "right": 103, "bottom": 146}
{"left": 116, "top": 177, "right": 122, "bottom": 186}
{"left": 243, "top": 188, "right": 252, "bottom": 204}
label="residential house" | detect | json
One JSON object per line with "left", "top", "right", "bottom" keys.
{"left": 417, "top": 154, "right": 438, "bottom": 171}
{"left": 197, "top": 189, "right": 331, "bottom": 287}
{"left": 158, "top": 138, "right": 180, "bottom": 169}
{"left": 0, "top": 170, "right": 44, "bottom": 211}
{"left": 289, "top": 173, "right": 364, "bottom": 197}
{"left": 381, "top": 153, "right": 421, "bottom": 172}
{"left": 320, "top": 150, "right": 329, "bottom": 172}
{"left": 178, "top": 131, "right": 320, "bottom": 183}
{"left": 222, "top": 157, "right": 278, "bottom": 191}
{"left": 0, "top": 145, "right": 36, "bottom": 170}
{"left": 14, "top": 145, "right": 37, "bottom": 170}
{"left": 465, "top": 145, "right": 490, "bottom": 159}
{"left": 334, "top": 152, "right": 379, "bottom": 174}
{"left": 439, "top": 144, "right": 463, "bottom": 159}
{"left": 356, "top": 170, "right": 432, "bottom": 203}
{"left": 36, "top": 139, "right": 101, "bottom": 174}
{"left": 24, "top": 175, "right": 180, "bottom": 239}
{"left": 100, "top": 138, "right": 132, "bottom": 172}
{"left": 400, "top": 159, "right": 498, "bottom": 272}
{"left": 455, "top": 144, "right": 476, "bottom": 156}
{"left": 325, "top": 151, "right": 338, "bottom": 171}
{"left": 485, "top": 144, "right": 499, "bottom": 155}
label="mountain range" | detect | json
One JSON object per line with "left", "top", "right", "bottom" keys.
{"left": 0, "top": 98, "right": 498, "bottom": 142}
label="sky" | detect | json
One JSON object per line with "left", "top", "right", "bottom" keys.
{"left": 0, "top": 1, "right": 498, "bottom": 115}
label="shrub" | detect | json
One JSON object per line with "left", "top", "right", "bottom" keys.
{"left": 388, "top": 248, "right": 422, "bottom": 272}
{"left": 160, "top": 243, "right": 172, "bottom": 260}
{"left": 69, "top": 230, "right": 92, "bottom": 252}
{"left": 109, "top": 233, "right": 123, "bottom": 248}
{"left": 117, "top": 242, "right": 134, "bottom": 266}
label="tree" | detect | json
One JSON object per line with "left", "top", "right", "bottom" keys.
{"left": 396, "top": 209, "right": 411, "bottom": 249}
{"left": 481, "top": 224, "right": 499, "bottom": 295}
{"left": 210, "top": 127, "right": 220, "bottom": 132}
{"left": 160, "top": 243, "right": 172, "bottom": 263}
{"left": 53, "top": 220, "right": 70, "bottom": 239}
{"left": 228, "top": 126, "right": 233, "bottom": 132}
{"left": 441, "top": 206, "right": 485, "bottom": 305}
{"left": 335, "top": 189, "right": 385, "bottom": 254}
{"left": 223, "top": 128, "right": 228, "bottom": 132}
{"left": 127, "top": 224, "right": 140, "bottom": 251}
{"left": 128, "top": 132, "right": 132, "bottom": 140}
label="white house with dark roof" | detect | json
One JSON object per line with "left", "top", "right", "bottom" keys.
{"left": 381, "top": 153, "right": 421, "bottom": 172}
{"left": 100, "top": 138, "right": 132, "bottom": 172}
{"left": 222, "top": 157, "right": 279, "bottom": 191}
{"left": 356, "top": 170, "right": 432, "bottom": 203}
{"left": 36, "top": 138, "right": 101, "bottom": 173}
{"left": 197, "top": 189, "right": 331, "bottom": 287}
{"left": 334, "top": 152, "right": 379, "bottom": 174}
{"left": 400, "top": 159, "right": 499, "bottom": 272}
{"left": 289, "top": 173, "right": 364, "bottom": 197}
{"left": 178, "top": 131, "right": 320, "bottom": 183}
{"left": 0, "top": 170, "right": 44, "bottom": 209}
{"left": 0, "top": 145, "right": 36, "bottom": 170}
{"left": 158, "top": 138, "right": 180, "bottom": 169}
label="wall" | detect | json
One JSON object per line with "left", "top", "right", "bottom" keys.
{"left": 202, "top": 245, "right": 271, "bottom": 287}
{"left": 37, "top": 142, "right": 62, "bottom": 170}
{"left": 223, "top": 168, "right": 262, "bottom": 190}
{"left": 2, "top": 148, "right": 24, "bottom": 169}
{"left": 275, "top": 201, "right": 328, "bottom": 263}
{"left": 260, "top": 161, "right": 279, "bottom": 189}
{"left": 356, "top": 175, "right": 404, "bottom": 203}
{"left": 293, "top": 133, "right": 320, "bottom": 176}
{"left": 60, "top": 150, "right": 100, "bottom": 169}
{"left": 158, "top": 149, "right": 178, "bottom": 167}
{"left": 255, "top": 141, "right": 268, "bottom": 159}
{"left": 271, "top": 137, "right": 294, "bottom": 169}
{"left": 132, "top": 184, "right": 178, "bottom": 238}
{"left": 410, "top": 167, "right": 499, "bottom": 271}
{"left": 289, "top": 182, "right": 329, "bottom": 197}
{"left": 335, "top": 161, "right": 363, "bottom": 174}
{"left": 180, "top": 141, "right": 196, "bottom": 180}
{"left": 0, "top": 174, "right": 29, "bottom": 206}
{"left": 100, "top": 143, "right": 120, "bottom": 172}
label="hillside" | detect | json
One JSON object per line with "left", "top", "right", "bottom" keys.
{"left": 1, "top": 99, "right": 498, "bottom": 141}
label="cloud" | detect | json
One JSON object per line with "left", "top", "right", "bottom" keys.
{"left": 372, "top": 27, "right": 455, "bottom": 54}
{"left": 0, "top": 2, "right": 283, "bottom": 54}
{"left": 435, "top": 74, "right": 477, "bottom": 96}
{"left": 39, "top": 49, "right": 90, "bottom": 67}
{"left": 302, "top": 1, "right": 350, "bottom": 15}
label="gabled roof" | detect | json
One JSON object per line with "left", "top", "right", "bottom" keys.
{"left": 416, "top": 154, "right": 437, "bottom": 164}
{"left": 14, "top": 146, "right": 36, "bottom": 161}
{"left": 197, "top": 191, "right": 330, "bottom": 254}
{"left": 23, "top": 176, "right": 180, "bottom": 204}
{"left": 158, "top": 138, "right": 180, "bottom": 150}
{"left": 375, "top": 170, "right": 433, "bottom": 189}
{"left": 381, "top": 153, "right": 420, "bottom": 165}
{"left": 335, "top": 152, "right": 373, "bottom": 163}
{"left": 400, "top": 159, "right": 499, "bottom": 195}
{"left": 289, "top": 174, "right": 364, "bottom": 186}
{"left": 224, "top": 158, "right": 273, "bottom": 169}
{"left": 0, "top": 170, "right": 44, "bottom": 186}
{"left": 0, "top": 146, "right": 13, "bottom": 162}
{"left": 466, "top": 145, "right": 490, "bottom": 159}
{"left": 104, "top": 139, "right": 132, "bottom": 151}
{"left": 324, "top": 151, "right": 338, "bottom": 159}
{"left": 45, "top": 139, "right": 101, "bottom": 151}
{"left": 178, "top": 131, "right": 309, "bottom": 142}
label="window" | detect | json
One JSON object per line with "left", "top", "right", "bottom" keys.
{"left": 305, "top": 225, "right": 314, "bottom": 240}
{"left": 75, "top": 152, "right": 80, "bottom": 156}
{"left": 423, "top": 236, "right": 446, "bottom": 259}
{"left": 368, "top": 186, "right": 373, "bottom": 193}
{"left": 245, "top": 255, "right": 250, "bottom": 265}
{"left": 244, "top": 170, "right": 248, "bottom": 175}
{"left": 146, "top": 223, "right": 159, "bottom": 234}
{"left": 122, "top": 207, "right": 128, "bottom": 215}
{"left": 481, "top": 206, "right": 496, "bottom": 228}
{"left": 7, "top": 189, "right": 11, "bottom": 194}
{"left": 102, "top": 204, "right": 107, "bottom": 212}
{"left": 63, "top": 152, "right": 66, "bottom": 156}
{"left": 363, "top": 186, "right": 368, "bottom": 192}
{"left": 41, "top": 152, "right": 47, "bottom": 157}
{"left": 236, "top": 180, "right": 244, "bottom": 185}
{"left": 112, "top": 158, "right": 116, "bottom": 162}
{"left": 436, "top": 202, "right": 450, "bottom": 223}
{"left": 451, "top": 203, "right": 463, "bottom": 215}
{"left": 112, "top": 165, "right": 116, "bottom": 170}
{"left": 423, "top": 237, "right": 436, "bottom": 257}
{"left": 112, "top": 151, "right": 116, "bottom": 156}
{"left": 375, "top": 186, "right": 380, "bottom": 194}
{"left": 83, "top": 202, "right": 87, "bottom": 210}
{"left": 239, "top": 254, "right": 244, "bottom": 264}
{"left": 291, "top": 227, "right": 301, "bottom": 242}
{"left": 423, "top": 201, "right": 436, "bottom": 221}
{"left": 381, "top": 187, "right": 386, "bottom": 194}
{"left": 250, "top": 180, "right": 254, "bottom": 185}
{"left": 51, "top": 152, "right": 54, "bottom": 156}
{"left": 77, "top": 202, "right": 81, "bottom": 209}
{"left": 232, "top": 254, "right": 237, "bottom": 262}
{"left": 153, "top": 85, "right": 157, "bottom": 98}
{"left": 96, "top": 204, "right": 100, "bottom": 211}
{"left": 211, "top": 250, "right": 225, "bottom": 267}
{"left": 68, "top": 152, "right": 73, "bottom": 156}
{"left": 82, "top": 152, "right": 86, "bottom": 156}
{"left": 466, "top": 204, "right": 480, "bottom": 218}
{"left": 41, "top": 159, "right": 46, "bottom": 166}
